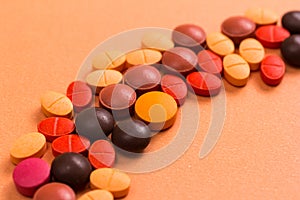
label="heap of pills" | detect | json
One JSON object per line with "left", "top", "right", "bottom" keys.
{"left": 9, "top": 8, "right": 300, "bottom": 199}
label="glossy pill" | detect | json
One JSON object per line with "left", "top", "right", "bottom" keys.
{"left": 66, "top": 81, "right": 92, "bottom": 112}
{"left": 92, "top": 50, "right": 126, "bottom": 72}
{"left": 206, "top": 32, "right": 235, "bottom": 57}
{"left": 245, "top": 7, "right": 278, "bottom": 26}
{"left": 223, "top": 54, "right": 250, "bottom": 86}
{"left": 280, "top": 35, "right": 300, "bottom": 67}
{"left": 282, "top": 11, "right": 300, "bottom": 34}
{"left": 260, "top": 55, "right": 285, "bottom": 86}
{"left": 41, "top": 91, "right": 73, "bottom": 119}
{"left": 141, "top": 32, "right": 174, "bottom": 51}
{"left": 239, "top": 38, "right": 265, "bottom": 71}
{"left": 10, "top": 132, "right": 47, "bottom": 164}
{"left": 88, "top": 140, "right": 115, "bottom": 168}
{"left": 125, "top": 49, "right": 162, "bottom": 68}
{"left": 33, "top": 183, "right": 76, "bottom": 200}
{"left": 197, "top": 50, "right": 223, "bottom": 75}
{"left": 13, "top": 158, "right": 50, "bottom": 197}
{"left": 78, "top": 189, "right": 114, "bottom": 200}
{"left": 90, "top": 168, "right": 131, "bottom": 198}
{"left": 255, "top": 25, "right": 290, "bottom": 48}
{"left": 37, "top": 117, "right": 75, "bottom": 142}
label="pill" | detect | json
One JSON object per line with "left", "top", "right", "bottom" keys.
{"left": 51, "top": 152, "right": 92, "bottom": 191}
{"left": 33, "top": 183, "right": 76, "bottom": 200}
{"left": 135, "top": 91, "right": 178, "bottom": 131}
{"left": 245, "top": 7, "right": 278, "bottom": 26}
{"left": 86, "top": 69, "right": 123, "bottom": 94}
{"left": 223, "top": 53, "right": 250, "bottom": 86}
{"left": 10, "top": 132, "right": 47, "bottom": 164}
{"left": 37, "top": 117, "right": 75, "bottom": 142}
{"left": 90, "top": 168, "right": 131, "bottom": 198}
{"left": 40, "top": 91, "right": 73, "bottom": 119}
{"left": 161, "top": 74, "right": 187, "bottom": 106}
{"left": 282, "top": 11, "right": 300, "bottom": 34}
{"left": 13, "top": 158, "right": 50, "bottom": 197}
{"left": 123, "top": 65, "right": 161, "bottom": 95}
{"left": 221, "top": 16, "right": 256, "bottom": 45}
{"left": 111, "top": 119, "right": 151, "bottom": 152}
{"left": 162, "top": 47, "right": 197, "bottom": 76}
{"left": 78, "top": 189, "right": 114, "bottom": 200}
{"left": 75, "top": 107, "right": 114, "bottom": 142}
{"left": 197, "top": 50, "right": 223, "bottom": 75}
{"left": 66, "top": 81, "right": 93, "bottom": 112}
{"left": 280, "top": 35, "right": 300, "bottom": 67}
{"left": 51, "top": 134, "right": 90, "bottom": 157}
{"left": 255, "top": 25, "right": 290, "bottom": 49}
{"left": 239, "top": 38, "right": 265, "bottom": 71}
{"left": 88, "top": 140, "right": 115, "bottom": 168}
{"left": 141, "top": 32, "right": 174, "bottom": 51}
{"left": 187, "top": 72, "right": 222, "bottom": 96}
{"left": 260, "top": 55, "right": 285, "bottom": 86}
{"left": 92, "top": 50, "right": 126, "bottom": 72}
{"left": 206, "top": 32, "right": 235, "bottom": 57}
{"left": 125, "top": 49, "right": 162, "bottom": 68}
{"left": 172, "top": 24, "right": 206, "bottom": 52}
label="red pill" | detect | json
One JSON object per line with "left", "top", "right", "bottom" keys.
{"left": 51, "top": 134, "right": 90, "bottom": 157}
{"left": 66, "top": 81, "right": 92, "bottom": 112}
{"left": 186, "top": 72, "right": 221, "bottom": 96}
{"left": 161, "top": 74, "right": 187, "bottom": 106}
{"left": 88, "top": 140, "right": 115, "bottom": 169}
{"left": 260, "top": 55, "right": 285, "bottom": 86}
{"left": 37, "top": 117, "right": 75, "bottom": 142}
{"left": 197, "top": 50, "right": 223, "bottom": 75}
{"left": 255, "top": 25, "right": 290, "bottom": 48}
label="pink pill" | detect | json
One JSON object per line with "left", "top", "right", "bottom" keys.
{"left": 13, "top": 158, "right": 50, "bottom": 197}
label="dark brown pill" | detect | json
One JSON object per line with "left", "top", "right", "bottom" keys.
{"left": 281, "top": 35, "right": 300, "bottom": 67}
{"left": 282, "top": 11, "right": 300, "bottom": 34}
{"left": 33, "top": 182, "right": 76, "bottom": 200}
{"left": 221, "top": 16, "right": 256, "bottom": 45}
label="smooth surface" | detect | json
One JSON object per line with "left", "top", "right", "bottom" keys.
{"left": 281, "top": 35, "right": 300, "bottom": 67}
{"left": 2, "top": 1, "right": 300, "bottom": 200}
{"left": 206, "top": 32, "right": 235, "bottom": 56}
{"left": 125, "top": 49, "right": 162, "bottom": 68}
{"left": 282, "top": 11, "right": 300, "bottom": 34}
{"left": 260, "top": 55, "right": 285, "bottom": 86}
{"left": 33, "top": 182, "right": 76, "bottom": 200}
{"left": 245, "top": 7, "right": 278, "bottom": 26}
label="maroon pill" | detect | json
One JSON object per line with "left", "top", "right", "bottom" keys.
{"left": 33, "top": 182, "right": 76, "bottom": 200}
{"left": 66, "top": 81, "right": 92, "bottom": 112}
{"left": 197, "top": 50, "right": 223, "bottom": 75}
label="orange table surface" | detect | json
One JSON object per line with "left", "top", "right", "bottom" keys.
{"left": 1, "top": 1, "right": 300, "bottom": 200}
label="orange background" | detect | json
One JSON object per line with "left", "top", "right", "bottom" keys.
{"left": 1, "top": 1, "right": 300, "bottom": 199}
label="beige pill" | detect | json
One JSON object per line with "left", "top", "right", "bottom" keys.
{"left": 92, "top": 50, "right": 126, "bottom": 72}
{"left": 86, "top": 70, "right": 123, "bottom": 94}
{"left": 223, "top": 54, "right": 250, "bottom": 87}
{"left": 125, "top": 49, "right": 162, "bottom": 68}
{"left": 239, "top": 38, "right": 265, "bottom": 71}
{"left": 141, "top": 32, "right": 174, "bottom": 51}
{"left": 78, "top": 189, "right": 114, "bottom": 200}
{"left": 206, "top": 32, "right": 235, "bottom": 57}
{"left": 245, "top": 7, "right": 278, "bottom": 26}
{"left": 10, "top": 132, "right": 47, "bottom": 164}
{"left": 41, "top": 91, "right": 73, "bottom": 118}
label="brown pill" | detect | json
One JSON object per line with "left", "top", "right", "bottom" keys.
{"left": 125, "top": 49, "right": 162, "bottom": 68}
{"left": 92, "top": 50, "right": 126, "bottom": 72}
{"left": 245, "top": 7, "right": 278, "bottom": 26}
{"left": 78, "top": 190, "right": 114, "bottom": 200}
{"left": 221, "top": 16, "right": 256, "bottom": 45}
{"left": 206, "top": 32, "right": 235, "bottom": 57}
{"left": 141, "top": 32, "right": 174, "bottom": 51}
{"left": 33, "top": 182, "right": 76, "bottom": 200}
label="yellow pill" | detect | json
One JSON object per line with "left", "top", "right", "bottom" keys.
{"left": 41, "top": 91, "right": 73, "bottom": 118}
{"left": 141, "top": 32, "right": 174, "bottom": 52}
{"left": 245, "top": 7, "right": 278, "bottom": 26}
{"left": 125, "top": 49, "right": 162, "bottom": 68}
{"left": 90, "top": 168, "right": 130, "bottom": 199}
{"left": 10, "top": 132, "right": 47, "bottom": 164}
{"left": 239, "top": 38, "right": 265, "bottom": 71}
{"left": 223, "top": 54, "right": 250, "bottom": 87}
{"left": 86, "top": 70, "right": 123, "bottom": 94}
{"left": 206, "top": 32, "right": 235, "bottom": 57}
{"left": 135, "top": 91, "right": 178, "bottom": 131}
{"left": 78, "top": 189, "right": 114, "bottom": 200}
{"left": 92, "top": 50, "right": 126, "bottom": 72}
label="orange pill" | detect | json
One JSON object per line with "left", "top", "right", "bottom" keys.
{"left": 78, "top": 189, "right": 114, "bottom": 200}
{"left": 206, "top": 32, "right": 235, "bottom": 57}
{"left": 10, "top": 132, "right": 47, "bottom": 164}
{"left": 86, "top": 70, "right": 123, "bottom": 94}
{"left": 92, "top": 50, "right": 126, "bottom": 72}
{"left": 245, "top": 7, "right": 278, "bottom": 26}
{"left": 125, "top": 49, "right": 162, "bottom": 68}
{"left": 141, "top": 32, "right": 174, "bottom": 52}
{"left": 90, "top": 168, "right": 130, "bottom": 198}
{"left": 41, "top": 91, "right": 73, "bottom": 119}
{"left": 223, "top": 54, "right": 250, "bottom": 87}
{"left": 135, "top": 91, "right": 178, "bottom": 131}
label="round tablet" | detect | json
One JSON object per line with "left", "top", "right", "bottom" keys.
{"left": 111, "top": 119, "right": 151, "bottom": 152}
{"left": 125, "top": 49, "right": 162, "bottom": 68}
{"left": 51, "top": 134, "right": 90, "bottom": 157}
{"left": 78, "top": 189, "right": 114, "bottom": 200}
{"left": 281, "top": 35, "right": 300, "bottom": 67}
{"left": 88, "top": 140, "right": 115, "bottom": 168}
{"left": 10, "top": 132, "right": 47, "bottom": 164}
{"left": 51, "top": 152, "right": 92, "bottom": 191}
{"left": 245, "top": 7, "right": 278, "bottom": 26}
{"left": 206, "top": 32, "right": 235, "bottom": 57}
{"left": 135, "top": 91, "right": 178, "bottom": 131}
{"left": 260, "top": 55, "right": 285, "bottom": 86}
{"left": 92, "top": 50, "right": 126, "bottom": 72}
{"left": 197, "top": 50, "right": 223, "bottom": 75}
{"left": 13, "top": 158, "right": 50, "bottom": 197}
{"left": 123, "top": 65, "right": 161, "bottom": 95}
{"left": 33, "top": 182, "right": 76, "bottom": 200}
{"left": 37, "top": 117, "right": 75, "bottom": 142}
{"left": 282, "top": 11, "right": 300, "bottom": 34}
{"left": 141, "top": 32, "right": 174, "bottom": 51}
{"left": 66, "top": 81, "right": 92, "bottom": 112}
